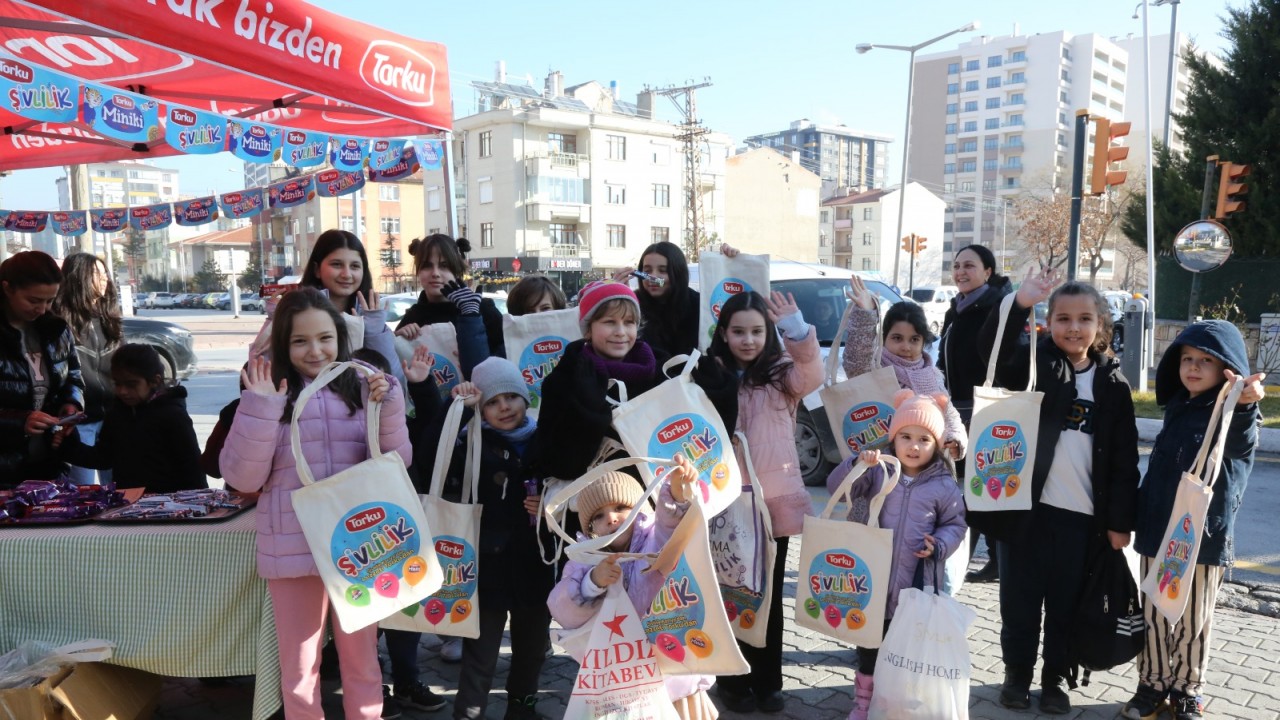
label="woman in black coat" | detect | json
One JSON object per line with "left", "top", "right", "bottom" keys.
{"left": 0, "top": 251, "right": 84, "bottom": 484}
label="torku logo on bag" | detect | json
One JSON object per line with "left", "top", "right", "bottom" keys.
{"left": 517, "top": 335, "right": 568, "bottom": 410}
{"left": 970, "top": 421, "right": 1028, "bottom": 500}
{"left": 330, "top": 501, "right": 428, "bottom": 607}
{"left": 644, "top": 556, "right": 713, "bottom": 665}
{"left": 1156, "top": 513, "right": 1197, "bottom": 600}
{"left": 646, "top": 414, "right": 731, "bottom": 503}
{"left": 398, "top": 534, "right": 478, "bottom": 626}
{"left": 706, "top": 277, "right": 753, "bottom": 343}
{"left": 843, "top": 401, "right": 895, "bottom": 454}
{"left": 804, "top": 550, "right": 873, "bottom": 631}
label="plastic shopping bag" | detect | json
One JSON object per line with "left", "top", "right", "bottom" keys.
{"left": 820, "top": 301, "right": 899, "bottom": 459}
{"left": 394, "top": 322, "right": 463, "bottom": 399}
{"left": 1141, "top": 377, "right": 1244, "bottom": 623}
{"left": 697, "top": 250, "right": 769, "bottom": 350}
{"left": 502, "top": 308, "right": 578, "bottom": 419}
{"left": 710, "top": 433, "right": 775, "bottom": 648}
{"left": 794, "top": 457, "right": 899, "bottom": 648}
{"left": 290, "top": 362, "right": 444, "bottom": 633}
{"left": 381, "top": 396, "right": 482, "bottom": 637}
{"left": 965, "top": 293, "right": 1042, "bottom": 512}
{"left": 869, "top": 583, "right": 977, "bottom": 720}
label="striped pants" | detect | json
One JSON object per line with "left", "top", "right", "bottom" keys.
{"left": 1137, "top": 556, "right": 1225, "bottom": 696}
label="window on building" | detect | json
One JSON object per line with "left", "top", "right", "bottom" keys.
{"left": 960, "top": 181, "right": 975, "bottom": 192}
{"left": 607, "top": 135, "right": 627, "bottom": 160}
{"left": 128, "top": 170, "right": 141, "bottom": 179}
{"left": 607, "top": 184, "right": 626, "bottom": 205}
{"left": 162, "top": 174, "right": 172, "bottom": 183}
{"left": 983, "top": 179, "right": 996, "bottom": 190}
{"left": 944, "top": 143, "right": 956, "bottom": 155}
{"left": 379, "top": 184, "right": 400, "bottom": 201}
{"left": 963, "top": 101, "right": 978, "bottom": 112}
{"left": 988, "top": 55, "right": 1002, "bottom": 68}
{"left": 944, "top": 221, "right": 954, "bottom": 233}
{"left": 957, "top": 219, "right": 974, "bottom": 232}
{"left": 1006, "top": 156, "right": 1022, "bottom": 168}
{"left": 862, "top": 257, "right": 874, "bottom": 271}
{"left": 340, "top": 215, "right": 354, "bottom": 232}
{"left": 1061, "top": 69, "right": 1071, "bottom": 81}
{"left": 947, "top": 83, "right": 959, "bottom": 94}
{"left": 549, "top": 223, "right": 578, "bottom": 246}
{"left": 965, "top": 59, "right": 980, "bottom": 71}
{"left": 1057, "top": 132, "right": 1067, "bottom": 147}
{"left": 946, "top": 103, "right": 958, "bottom": 114}
{"left": 820, "top": 210, "right": 829, "bottom": 223}
{"left": 480, "top": 222, "right": 494, "bottom": 248}
{"left": 943, "top": 163, "right": 956, "bottom": 175}
{"left": 1008, "top": 114, "right": 1024, "bottom": 126}
{"left": 1009, "top": 93, "right": 1024, "bottom": 105}
{"left": 1007, "top": 135, "right": 1022, "bottom": 147}
{"left": 307, "top": 216, "right": 315, "bottom": 233}
{"left": 863, "top": 207, "right": 873, "bottom": 220}
{"left": 987, "top": 77, "right": 1001, "bottom": 89}
{"left": 945, "top": 123, "right": 957, "bottom": 134}
{"left": 947, "top": 62, "right": 960, "bottom": 74}
{"left": 548, "top": 132, "right": 577, "bottom": 154}
{"left": 961, "top": 160, "right": 976, "bottom": 172}
{"left": 986, "top": 98, "right": 1001, "bottom": 109}
{"left": 984, "top": 159, "right": 998, "bottom": 171}
{"left": 943, "top": 182, "right": 955, "bottom": 194}
{"left": 380, "top": 217, "right": 400, "bottom": 234}
{"left": 651, "top": 227, "right": 669, "bottom": 244}
{"left": 652, "top": 183, "right": 670, "bottom": 207}
{"left": 961, "top": 140, "right": 977, "bottom": 152}
{"left": 1011, "top": 71, "right": 1026, "bottom": 84}
{"left": 478, "top": 179, "right": 493, "bottom": 204}
{"left": 478, "top": 131, "right": 492, "bottom": 158}
{"left": 1058, "top": 111, "right": 1068, "bottom": 125}
{"left": 427, "top": 188, "right": 441, "bottom": 211}
{"left": 1005, "top": 177, "right": 1019, "bottom": 188}
{"left": 1010, "top": 50, "right": 1027, "bottom": 62}
{"left": 957, "top": 199, "right": 974, "bottom": 212}
{"left": 981, "top": 219, "right": 996, "bottom": 232}
{"left": 984, "top": 137, "right": 998, "bottom": 150}
{"left": 984, "top": 118, "right": 1000, "bottom": 130}
{"left": 608, "top": 224, "right": 626, "bottom": 248}
{"left": 964, "top": 121, "right": 977, "bottom": 132}
{"left": 964, "top": 80, "right": 979, "bottom": 92}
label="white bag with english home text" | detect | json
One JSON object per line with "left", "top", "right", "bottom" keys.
{"left": 869, "top": 582, "right": 976, "bottom": 720}
{"left": 394, "top": 322, "right": 463, "bottom": 399}
{"left": 820, "top": 301, "right": 900, "bottom": 459}
{"left": 502, "top": 308, "right": 578, "bottom": 419}
{"left": 964, "top": 293, "right": 1042, "bottom": 512}
{"left": 698, "top": 250, "right": 769, "bottom": 350}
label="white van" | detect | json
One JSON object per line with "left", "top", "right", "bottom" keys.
{"left": 907, "top": 285, "right": 959, "bottom": 334}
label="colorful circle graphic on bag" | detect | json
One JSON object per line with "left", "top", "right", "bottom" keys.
{"left": 1156, "top": 512, "right": 1197, "bottom": 599}
{"left": 426, "top": 352, "right": 462, "bottom": 398}
{"left": 707, "top": 277, "right": 753, "bottom": 342}
{"left": 970, "top": 421, "right": 1028, "bottom": 499}
{"left": 647, "top": 413, "right": 729, "bottom": 502}
{"left": 643, "top": 556, "right": 708, "bottom": 663}
{"left": 427, "top": 535, "right": 478, "bottom": 623}
{"left": 806, "top": 549, "right": 873, "bottom": 627}
{"left": 330, "top": 502, "right": 423, "bottom": 600}
{"left": 842, "top": 401, "right": 895, "bottom": 454}
{"left": 518, "top": 335, "right": 568, "bottom": 410}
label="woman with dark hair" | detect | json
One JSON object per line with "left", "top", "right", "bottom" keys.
{"left": 937, "top": 243, "right": 1013, "bottom": 583}
{"left": 0, "top": 251, "right": 84, "bottom": 483}
{"left": 397, "top": 233, "right": 503, "bottom": 370}
{"left": 54, "top": 253, "right": 122, "bottom": 484}
{"left": 612, "top": 241, "right": 700, "bottom": 357}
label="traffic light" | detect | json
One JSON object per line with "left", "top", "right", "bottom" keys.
{"left": 1214, "top": 161, "right": 1250, "bottom": 219}
{"left": 915, "top": 236, "right": 927, "bottom": 253}
{"left": 1088, "top": 117, "right": 1131, "bottom": 195}
{"left": 901, "top": 235, "right": 914, "bottom": 254}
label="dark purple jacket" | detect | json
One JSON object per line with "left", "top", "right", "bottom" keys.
{"left": 826, "top": 455, "right": 967, "bottom": 618}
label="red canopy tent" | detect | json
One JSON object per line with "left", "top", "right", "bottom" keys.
{"left": 0, "top": 0, "right": 451, "bottom": 170}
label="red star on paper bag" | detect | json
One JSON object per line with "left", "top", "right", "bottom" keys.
{"left": 603, "top": 614, "right": 627, "bottom": 641}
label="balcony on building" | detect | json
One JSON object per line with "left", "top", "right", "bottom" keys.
{"left": 1000, "top": 141, "right": 1024, "bottom": 152}
{"left": 1000, "top": 163, "right": 1023, "bottom": 175}
{"left": 834, "top": 217, "right": 853, "bottom": 230}
{"left": 525, "top": 201, "right": 591, "bottom": 224}
{"left": 525, "top": 151, "right": 591, "bottom": 179}
{"left": 1004, "top": 52, "right": 1028, "bottom": 68}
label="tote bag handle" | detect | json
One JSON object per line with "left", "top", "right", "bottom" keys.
{"left": 606, "top": 350, "right": 698, "bottom": 408}
{"left": 820, "top": 455, "right": 901, "bottom": 529}
{"left": 983, "top": 293, "right": 1037, "bottom": 391}
{"left": 289, "top": 361, "right": 381, "bottom": 487}
{"left": 824, "top": 296, "right": 884, "bottom": 386}
{"left": 1190, "top": 376, "right": 1245, "bottom": 490}
{"left": 427, "top": 396, "right": 480, "bottom": 504}
{"left": 542, "top": 455, "right": 678, "bottom": 565}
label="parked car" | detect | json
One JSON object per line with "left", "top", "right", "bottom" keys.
{"left": 908, "top": 285, "right": 959, "bottom": 334}
{"left": 379, "top": 292, "right": 419, "bottom": 330}
{"left": 121, "top": 316, "right": 198, "bottom": 381}
{"left": 150, "top": 292, "right": 176, "bottom": 309}
{"left": 201, "top": 292, "right": 222, "bottom": 308}
{"left": 689, "top": 260, "right": 905, "bottom": 486}
{"left": 215, "top": 292, "right": 260, "bottom": 311}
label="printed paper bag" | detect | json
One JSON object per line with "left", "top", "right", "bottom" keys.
{"left": 562, "top": 583, "right": 679, "bottom": 720}
{"left": 381, "top": 397, "right": 483, "bottom": 637}
{"left": 698, "top": 250, "right": 769, "bottom": 350}
{"left": 1142, "top": 378, "right": 1244, "bottom": 623}
{"left": 394, "top": 322, "right": 463, "bottom": 399}
{"left": 290, "top": 362, "right": 444, "bottom": 633}
{"left": 502, "top": 308, "right": 578, "bottom": 419}
{"left": 709, "top": 433, "right": 776, "bottom": 647}
{"left": 870, "top": 585, "right": 977, "bottom": 720}
{"left": 794, "top": 456, "right": 899, "bottom": 647}
{"left": 544, "top": 456, "right": 750, "bottom": 677}
{"left": 965, "top": 293, "right": 1042, "bottom": 512}
{"left": 820, "top": 300, "right": 900, "bottom": 459}
{"left": 611, "top": 352, "right": 743, "bottom": 518}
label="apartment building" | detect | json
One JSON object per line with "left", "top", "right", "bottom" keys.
{"left": 909, "top": 31, "right": 1159, "bottom": 280}
{"left": 422, "top": 70, "right": 730, "bottom": 294}
{"left": 744, "top": 120, "right": 891, "bottom": 193}
{"left": 1113, "top": 33, "right": 1193, "bottom": 158}
{"left": 55, "top": 161, "right": 181, "bottom": 280}
{"left": 723, "top": 147, "right": 821, "bottom": 262}
{"left": 819, "top": 182, "right": 945, "bottom": 287}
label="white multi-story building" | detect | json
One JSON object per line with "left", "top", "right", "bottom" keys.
{"left": 908, "top": 30, "right": 1188, "bottom": 280}
{"left": 56, "top": 161, "right": 181, "bottom": 281}
{"left": 1113, "top": 33, "right": 1193, "bottom": 158}
{"left": 820, "top": 182, "right": 946, "bottom": 287}
{"left": 744, "top": 120, "right": 892, "bottom": 194}
{"left": 423, "top": 70, "right": 730, "bottom": 294}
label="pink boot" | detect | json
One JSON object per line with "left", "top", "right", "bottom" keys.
{"left": 848, "top": 671, "right": 874, "bottom": 720}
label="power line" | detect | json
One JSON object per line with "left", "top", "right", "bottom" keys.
{"left": 653, "top": 81, "right": 712, "bottom": 260}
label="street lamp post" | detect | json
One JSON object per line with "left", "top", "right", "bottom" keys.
{"left": 1155, "top": 0, "right": 1180, "bottom": 149}
{"left": 858, "top": 20, "right": 979, "bottom": 291}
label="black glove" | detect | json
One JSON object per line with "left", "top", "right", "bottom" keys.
{"left": 443, "top": 280, "right": 481, "bottom": 316}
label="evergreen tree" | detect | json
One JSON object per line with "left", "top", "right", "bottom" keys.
{"left": 192, "top": 258, "right": 226, "bottom": 293}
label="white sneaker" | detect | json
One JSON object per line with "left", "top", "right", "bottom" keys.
{"left": 441, "top": 638, "right": 462, "bottom": 663}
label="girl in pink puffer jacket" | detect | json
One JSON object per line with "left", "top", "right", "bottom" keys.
{"left": 221, "top": 288, "right": 411, "bottom": 720}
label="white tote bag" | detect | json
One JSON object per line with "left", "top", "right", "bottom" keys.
{"left": 290, "top": 361, "right": 444, "bottom": 633}
{"left": 697, "top": 250, "right": 770, "bottom": 350}
{"left": 394, "top": 321, "right": 463, "bottom": 399}
{"left": 710, "top": 433, "right": 776, "bottom": 648}
{"left": 1141, "top": 377, "right": 1244, "bottom": 624}
{"left": 794, "top": 456, "right": 899, "bottom": 648}
{"left": 965, "top": 293, "right": 1042, "bottom": 512}
{"left": 820, "top": 301, "right": 900, "bottom": 459}
{"left": 869, "top": 582, "right": 977, "bottom": 720}
{"left": 544, "top": 456, "right": 750, "bottom": 677}
{"left": 380, "top": 396, "right": 483, "bottom": 637}
{"left": 502, "top": 308, "right": 579, "bottom": 419}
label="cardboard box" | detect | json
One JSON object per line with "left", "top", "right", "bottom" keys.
{"left": 0, "top": 663, "right": 160, "bottom": 720}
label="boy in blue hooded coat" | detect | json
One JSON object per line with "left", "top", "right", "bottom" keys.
{"left": 1123, "top": 320, "right": 1265, "bottom": 720}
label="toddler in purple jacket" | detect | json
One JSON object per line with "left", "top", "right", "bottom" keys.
{"left": 825, "top": 390, "right": 967, "bottom": 720}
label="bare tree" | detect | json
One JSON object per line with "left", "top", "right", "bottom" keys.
{"left": 1009, "top": 179, "right": 1133, "bottom": 283}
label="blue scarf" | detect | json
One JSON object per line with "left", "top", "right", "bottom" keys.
{"left": 955, "top": 283, "right": 989, "bottom": 314}
{"left": 483, "top": 415, "right": 538, "bottom": 445}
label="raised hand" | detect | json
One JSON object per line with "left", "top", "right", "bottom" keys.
{"left": 354, "top": 288, "right": 380, "bottom": 316}
{"left": 241, "top": 356, "right": 286, "bottom": 397}
{"left": 667, "top": 453, "right": 698, "bottom": 503}
{"left": 402, "top": 344, "right": 433, "bottom": 384}
{"left": 395, "top": 323, "right": 423, "bottom": 340}
{"left": 849, "top": 275, "right": 877, "bottom": 310}
{"left": 611, "top": 267, "right": 636, "bottom": 283}
{"left": 1225, "top": 369, "right": 1267, "bottom": 404}
{"left": 719, "top": 243, "right": 740, "bottom": 258}
{"left": 859, "top": 449, "right": 881, "bottom": 466}
{"left": 367, "top": 373, "right": 389, "bottom": 404}
{"left": 763, "top": 290, "right": 799, "bottom": 323}
{"left": 443, "top": 280, "right": 481, "bottom": 316}
{"left": 452, "top": 381, "right": 482, "bottom": 407}
{"left": 1014, "top": 264, "right": 1061, "bottom": 310}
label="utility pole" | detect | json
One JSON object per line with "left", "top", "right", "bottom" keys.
{"left": 655, "top": 80, "right": 712, "bottom": 260}
{"left": 1067, "top": 110, "right": 1089, "bottom": 281}
{"left": 67, "top": 164, "right": 92, "bottom": 253}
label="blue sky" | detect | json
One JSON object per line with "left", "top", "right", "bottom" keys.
{"left": 0, "top": 0, "right": 1246, "bottom": 210}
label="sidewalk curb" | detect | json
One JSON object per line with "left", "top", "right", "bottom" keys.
{"left": 1137, "top": 417, "right": 1280, "bottom": 453}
